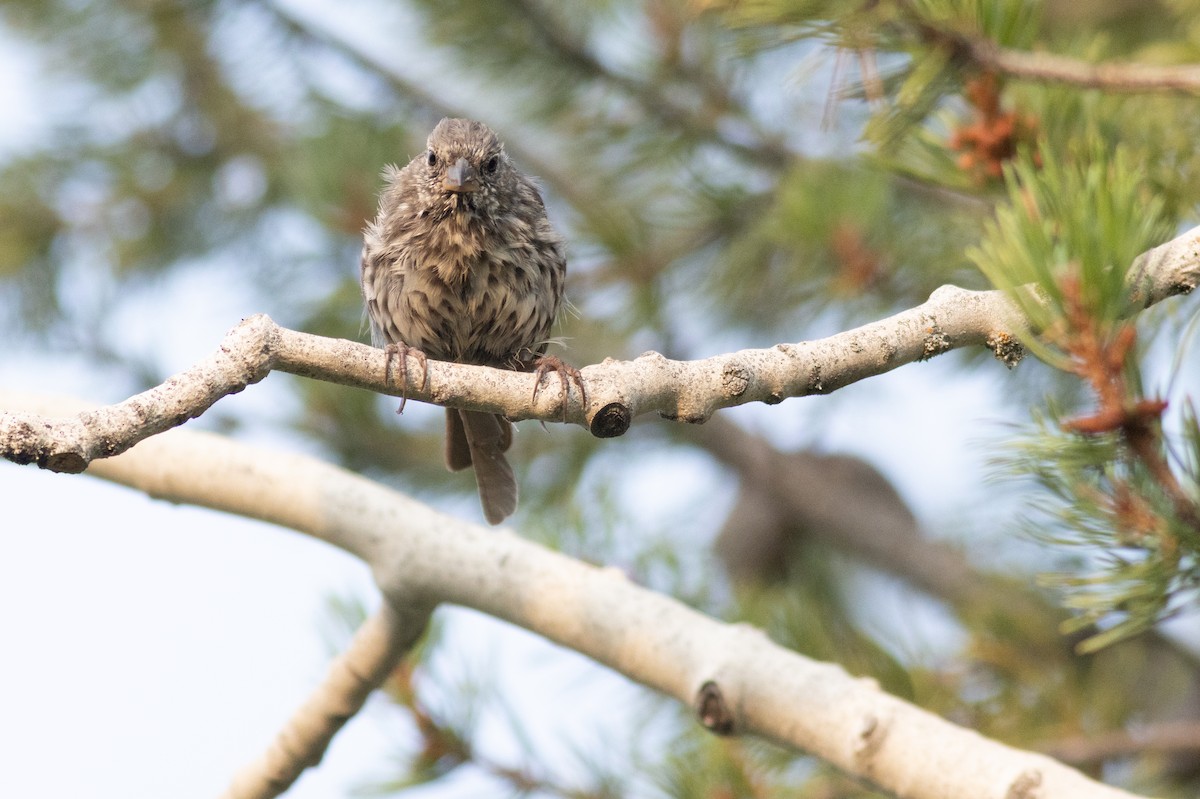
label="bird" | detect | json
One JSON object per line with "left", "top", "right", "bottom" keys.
{"left": 360, "top": 117, "right": 577, "bottom": 525}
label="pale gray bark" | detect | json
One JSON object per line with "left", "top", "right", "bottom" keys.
{"left": 0, "top": 393, "right": 1152, "bottom": 799}
{"left": 2, "top": 226, "right": 1197, "bottom": 798}
{"left": 3, "top": 225, "right": 1196, "bottom": 472}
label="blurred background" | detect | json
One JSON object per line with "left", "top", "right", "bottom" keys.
{"left": 2, "top": 0, "right": 1200, "bottom": 796}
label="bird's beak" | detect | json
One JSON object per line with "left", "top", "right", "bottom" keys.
{"left": 442, "top": 158, "right": 479, "bottom": 194}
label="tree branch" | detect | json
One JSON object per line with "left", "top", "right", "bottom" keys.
{"left": 697, "top": 416, "right": 990, "bottom": 604}
{"left": 906, "top": 7, "right": 1200, "bottom": 95}
{"left": 967, "top": 39, "right": 1200, "bottom": 95}
{"left": 1043, "top": 720, "right": 1200, "bottom": 765}
{"left": 3, "top": 226, "right": 1195, "bottom": 475}
{"left": 0, "top": 391, "right": 1152, "bottom": 799}
{"left": 221, "top": 603, "right": 432, "bottom": 799}
{"left": 501, "top": 0, "right": 790, "bottom": 167}
{"left": 701, "top": 418, "right": 1200, "bottom": 678}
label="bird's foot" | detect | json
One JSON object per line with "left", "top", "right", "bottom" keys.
{"left": 530, "top": 355, "right": 586, "bottom": 422}
{"left": 384, "top": 342, "right": 430, "bottom": 414}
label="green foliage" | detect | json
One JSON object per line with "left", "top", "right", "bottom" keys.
{"left": 1001, "top": 402, "right": 1200, "bottom": 653}
{"left": 970, "top": 140, "right": 1173, "bottom": 365}
{"left": 971, "top": 135, "right": 1197, "bottom": 651}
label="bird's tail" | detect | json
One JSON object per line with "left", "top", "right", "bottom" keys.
{"left": 445, "top": 408, "right": 517, "bottom": 525}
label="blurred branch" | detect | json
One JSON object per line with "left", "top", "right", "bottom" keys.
{"left": 261, "top": 0, "right": 458, "bottom": 123}
{"left": 3, "top": 226, "right": 1196, "bottom": 474}
{"left": 700, "top": 419, "right": 977, "bottom": 603}
{"left": 0, "top": 391, "right": 1151, "bottom": 799}
{"left": 221, "top": 603, "right": 432, "bottom": 799}
{"left": 701, "top": 421, "right": 1200, "bottom": 683}
{"left": 502, "top": 0, "right": 790, "bottom": 167}
{"left": 920, "top": 19, "right": 1200, "bottom": 94}
{"left": 264, "top": 0, "right": 786, "bottom": 221}
{"left": 261, "top": 0, "right": 593, "bottom": 210}
{"left": 978, "top": 46, "right": 1200, "bottom": 94}
{"left": 1044, "top": 721, "right": 1200, "bottom": 765}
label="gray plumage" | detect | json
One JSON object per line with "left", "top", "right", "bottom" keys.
{"left": 361, "top": 118, "right": 567, "bottom": 524}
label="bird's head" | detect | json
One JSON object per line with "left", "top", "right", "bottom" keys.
{"left": 418, "top": 118, "right": 514, "bottom": 219}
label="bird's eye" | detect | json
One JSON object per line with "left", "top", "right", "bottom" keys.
{"left": 484, "top": 155, "right": 500, "bottom": 174}
{"left": 426, "top": 150, "right": 438, "bottom": 167}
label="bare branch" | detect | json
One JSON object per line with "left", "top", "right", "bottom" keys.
{"left": 906, "top": 7, "right": 1200, "bottom": 95}
{"left": 968, "top": 39, "right": 1200, "bottom": 95}
{"left": 221, "top": 603, "right": 432, "bottom": 799}
{"left": 702, "top": 420, "right": 1200, "bottom": 678}
{"left": 501, "top": 0, "right": 789, "bottom": 167}
{"left": 1, "top": 391, "right": 1152, "bottom": 799}
{"left": 698, "top": 417, "right": 984, "bottom": 604}
{"left": 1044, "top": 721, "right": 1200, "bottom": 765}
{"left": 3, "top": 227, "right": 1195, "bottom": 475}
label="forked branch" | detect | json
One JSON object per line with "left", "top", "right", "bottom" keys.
{"left": 0, "top": 391, "right": 1152, "bottom": 799}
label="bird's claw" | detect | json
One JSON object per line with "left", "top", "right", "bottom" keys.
{"left": 531, "top": 355, "right": 586, "bottom": 422}
{"left": 384, "top": 342, "right": 430, "bottom": 414}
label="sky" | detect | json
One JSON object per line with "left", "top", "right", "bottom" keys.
{"left": 4, "top": 3, "right": 1199, "bottom": 799}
